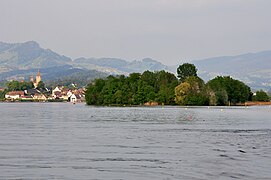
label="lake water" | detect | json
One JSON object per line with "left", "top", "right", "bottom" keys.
{"left": 0, "top": 103, "right": 271, "bottom": 180}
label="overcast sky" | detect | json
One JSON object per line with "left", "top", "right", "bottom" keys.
{"left": 1, "top": 0, "right": 271, "bottom": 65}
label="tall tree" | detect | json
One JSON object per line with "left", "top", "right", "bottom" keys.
{"left": 177, "top": 63, "right": 198, "bottom": 82}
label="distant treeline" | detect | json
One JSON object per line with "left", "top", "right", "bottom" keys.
{"left": 85, "top": 63, "right": 270, "bottom": 106}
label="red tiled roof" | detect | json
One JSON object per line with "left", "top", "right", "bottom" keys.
{"left": 6, "top": 91, "right": 24, "bottom": 96}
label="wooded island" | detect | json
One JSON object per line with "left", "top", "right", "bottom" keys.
{"left": 85, "top": 63, "right": 270, "bottom": 106}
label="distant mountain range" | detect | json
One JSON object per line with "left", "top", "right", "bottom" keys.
{"left": 73, "top": 57, "right": 171, "bottom": 75}
{"left": 0, "top": 41, "right": 171, "bottom": 83}
{"left": 192, "top": 51, "right": 271, "bottom": 90}
{"left": 0, "top": 41, "right": 270, "bottom": 90}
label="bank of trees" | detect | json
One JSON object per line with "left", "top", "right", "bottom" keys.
{"left": 85, "top": 70, "right": 178, "bottom": 105}
{"left": 252, "top": 90, "right": 270, "bottom": 102}
{"left": 175, "top": 63, "right": 252, "bottom": 106}
{"left": 85, "top": 63, "right": 257, "bottom": 106}
{"left": 6, "top": 81, "right": 34, "bottom": 91}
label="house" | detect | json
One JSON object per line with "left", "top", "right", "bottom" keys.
{"left": 67, "top": 90, "right": 73, "bottom": 98}
{"left": 61, "top": 89, "right": 71, "bottom": 100}
{"left": 52, "top": 86, "right": 64, "bottom": 99}
{"left": 53, "top": 91, "right": 62, "bottom": 99}
{"left": 70, "top": 94, "right": 82, "bottom": 103}
{"left": 33, "top": 93, "right": 47, "bottom": 101}
{"left": 5, "top": 91, "right": 25, "bottom": 99}
{"left": 24, "top": 89, "right": 40, "bottom": 96}
{"left": 52, "top": 86, "right": 62, "bottom": 94}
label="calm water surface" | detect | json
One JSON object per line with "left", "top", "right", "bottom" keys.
{"left": 0, "top": 103, "right": 271, "bottom": 179}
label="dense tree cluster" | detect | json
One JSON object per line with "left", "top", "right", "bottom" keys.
{"left": 85, "top": 63, "right": 258, "bottom": 106}
{"left": 252, "top": 90, "right": 270, "bottom": 102}
{"left": 0, "top": 81, "right": 34, "bottom": 100}
{"left": 0, "top": 89, "right": 8, "bottom": 100}
{"left": 206, "top": 76, "right": 252, "bottom": 105}
{"left": 85, "top": 70, "right": 178, "bottom": 105}
{"left": 6, "top": 81, "right": 34, "bottom": 91}
{"left": 175, "top": 63, "right": 252, "bottom": 106}
{"left": 175, "top": 76, "right": 209, "bottom": 105}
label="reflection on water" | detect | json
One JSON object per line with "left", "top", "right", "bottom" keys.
{"left": 0, "top": 103, "right": 271, "bottom": 179}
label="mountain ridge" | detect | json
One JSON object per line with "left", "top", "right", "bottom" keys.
{"left": 0, "top": 41, "right": 270, "bottom": 90}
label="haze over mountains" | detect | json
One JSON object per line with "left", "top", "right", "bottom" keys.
{"left": 0, "top": 41, "right": 172, "bottom": 82}
{"left": 192, "top": 51, "right": 271, "bottom": 90}
{"left": 0, "top": 41, "right": 270, "bottom": 90}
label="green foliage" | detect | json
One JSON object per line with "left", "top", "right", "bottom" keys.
{"left": 184, "top": 93, "right": 209, "bottom": 106}
{"left": 177, "top": 63, "right": 197, "bottom": 82}
{"left": 215, "top": 90, "right": 228, "bottom": 106}
{"left": 175, "top": 76, "right": 209, "bottom": 105}
{"left": 206, "top": 76, "right": 251, "bottom": 105}
{"left": 86, "top": 64, "right": 253, "bottom": 106}
{"left": 7, "top": 81, "right": 34, "bottom": 91}
{"left": 85, "top": 70, "right": 178, "bottom": 106}
{"left": 0, "top": 89, "right": 8, "bottom": 100}
{"left": 253, "top": 90, "right": 270, "bottom": 102}
{"left": 37, "top": 81, "right": 46, "bottom": 90}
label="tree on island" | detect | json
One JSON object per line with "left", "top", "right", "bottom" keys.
{"left": 175, "top": 75, "right": 209, "bottom": 105}
{"left": 85, "top": 70, "right": 178, "bottom": 106}
{"left": 85, "top": 63, "right": 253, "bottom": 106}
{"left": 253, "top": 90, "right": 270, "bottom": 102}
{"left": 177, "top": 63, "right": 198, "bottom": 82}
{"left": 37, "top": 81, "right": 46, "bottom": 91}
{"left": 206, "top": 76, "right": 252, "bottom": 105}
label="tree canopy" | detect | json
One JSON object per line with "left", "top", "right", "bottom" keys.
{"left": 85, "top": 63, "right": 253, "bottom": 106}
{"left": 253, "top": 90, "right": 270, "bottom": 102}
{"left": 85, "top": 70, "right": 178, "bottom": 105}
{"left": 175, "top": 76, "right": 209, "bottom": 105}
{"left": 206, "top": 76, "right": 252, "bottom": 105}
{"left": 37, "top": 81, "right": 46, "bottom": 90}
{"left": 6, "top": 81, "right": 34, "bottom": 91}
{"left": 177, "top": 63, "right": 198, "bottom": 82}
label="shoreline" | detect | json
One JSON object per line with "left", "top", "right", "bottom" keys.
{"left": 1, "top": 100, "right": 271, "bottom": 107}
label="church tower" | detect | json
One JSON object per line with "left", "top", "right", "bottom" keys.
{"left": 34, "top": 70, "right": 42, "bottom": 88}
{"left": 36, "top": 69, "right": 41, "bottom": 84}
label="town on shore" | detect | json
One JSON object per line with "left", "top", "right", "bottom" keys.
{"left": 0, "top": 63, "right": 270, "bottom": 106}
{"left": 0, "top": 70, "right": 85, "bottom": 103}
